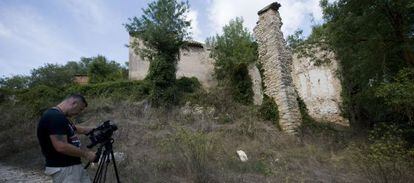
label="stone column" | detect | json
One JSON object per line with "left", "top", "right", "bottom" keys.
{"left": 253, "top": 2, "right": 302, "bottom": 133}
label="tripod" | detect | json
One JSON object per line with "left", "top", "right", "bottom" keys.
{"left": 85, "top": 138, "right": 121, "bottom": 183}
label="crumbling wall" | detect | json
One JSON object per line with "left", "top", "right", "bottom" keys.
{"left": 177, "top": 46, "right": 216, "bottom": 88}
{"left": 128, "top": 37, "right": 216, "bottom": 88}
{"left": 253, "top": 2, "right": 302, "bottom": 133}
{"left": 128, "top": 37, "right": 149, "bottom": 81}
{"left": 248, "top": 63, "right": 263, "bottom": 105}
{"left": 292, "top": 47, "right": 349, "bottom": 126}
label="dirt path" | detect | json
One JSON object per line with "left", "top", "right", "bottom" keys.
{"left": 0, "top": 163, "right": 51, "bottom": 183}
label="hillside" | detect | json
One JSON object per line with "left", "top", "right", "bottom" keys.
{"left": 1, "top": 86, "right": 412, "bottom": 182}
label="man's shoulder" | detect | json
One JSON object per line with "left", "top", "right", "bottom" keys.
{"left": 42, "top": 108, "right": 63, "bottom": 118}
{"left": 39, "top": 108, "right": 67, "bottom": 124}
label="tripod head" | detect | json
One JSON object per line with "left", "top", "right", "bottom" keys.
{"left": 86, "top": 120, "right": 118, "bottom": 149}
{"left": 84, "top": 138, "right": 114, "bottom": 168}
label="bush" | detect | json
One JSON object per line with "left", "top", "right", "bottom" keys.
{"left": 66, "top": 80, "right": 150, "bottom": 100}
{"left": 376, "top": 68, "right": 414, "bottom": 125}
{"left": 351, "top": 123, "right": 414, "bottom": 182}
{"left": 259, "top": 95, "right": 279, "bottom": 128}
{"left": 231, "top": 63, "right": 253, "bottom": 104}
{"left": 176, "top": 77, "right": 201, "bottom": 93}
{"left": 17, "top": 85, "right": 64, "bottom": 116}
{"left": 208, "top": 18, "right": 257, "bottom": 104}
{"left": 87, "top": 55, "right": 126, "bottom": 83}
{"left": 160, "top": 128, "right": 217, "bottom": 182}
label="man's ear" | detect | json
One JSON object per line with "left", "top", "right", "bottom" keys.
{"left": 71, "top": 99, "right": 79, "bottom": 106}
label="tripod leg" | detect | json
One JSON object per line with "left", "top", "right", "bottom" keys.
{"left": 110, "top": 150, "right": 121, "bottom": 183}
{"left": 102, "top": 155, "right": 111, "bottom": 183}
{"left": 94, "top": 152, "right": 107, "bottom": 183}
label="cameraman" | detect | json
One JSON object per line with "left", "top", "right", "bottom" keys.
{"left": 37, "top": 94, "right": 96, "bottom": 183}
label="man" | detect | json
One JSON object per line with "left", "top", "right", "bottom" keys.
{"left": 37, "top": 94, "right": 96, "bottom": 183}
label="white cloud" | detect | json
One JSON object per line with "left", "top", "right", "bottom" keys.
{"left": 60, "top": 0, "right": 107, "bottom": 33}
{"left": 0, "top": 4, "right": 83, "bottom": 76}
{"left": 187, "top": 9, "right": 203, "bottom": 42}
{"left": 207, "top": 0, "right": 323, "bottom": 37}
{"left": 0, "top": 22, "right": 12, "bottom": 38}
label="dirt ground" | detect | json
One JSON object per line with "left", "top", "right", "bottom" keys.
{"left": 0, "top": 163, "right": 51, "bottom": 183}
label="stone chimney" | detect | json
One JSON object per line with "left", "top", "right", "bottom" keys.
{"left": 254, "top": 2, "right": 302, "bottom": 133}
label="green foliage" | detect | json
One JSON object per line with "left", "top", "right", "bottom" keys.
{"left": 1, "top": 55, "right": 126, "bottom": 90}
{"left": 208, "top": 18, "right": 256, "bottom": 104}
{"left": 287, "top": 27, "right": 332, "bottom": 67}
{"left": 259, "top": 95, "right": 280, "bottom": 128}
{"left": 0, "top": 75, "right": 31, "bottom": 89}
{"left": 286, "top": 29, "right": 305, "bottom": 49}
{"left": 376, "top": 68, "right": 414, "bottom": 124}
{"left": 30, "top": 63, "right": 75, "bottom": 88}
{"left": 125, "top": 0, "right": 191, "bottom": 107}
{"left": 231, "top": 63, "right": 253, "bottom": 104}
{"left": 66, "top": 80, "right": 150, "bottom": 100}
{"left": 319, "top": 0, "right": 414, "bottom": 127}
{"left": 225, "top": 158, "right": 272, "bottom": 176}
{"left": 176, "top": 76, "right": 201, "bottom": 93}
{"left": 160, "top": 128, "right": 216, "bottom": 182}
{"left": 87, "top": 55, "right": 127, "bottom": 83}
{"left": 17, "top": 85, "right": 64, "bottom": 116}
{"left": 351, "top": 123, "right": 414, "bottom": 182}
{"left": 64, "top": 59, "right": 89, "bottom": 75}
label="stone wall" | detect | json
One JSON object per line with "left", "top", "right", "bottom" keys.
{"left": 253, "top": 2, "right": 302, "bottom": 133}
{"left": 292, "top": 47, "right": 349, "bottom": 126}
{"left": 128, "top": 37, "right": 216, "bottom": 88}
{"left": 177, "top": 44, "right": 216, "bottom": 88}
{"left": 128, "top": 38, "right": 149, "bottom": 81}
{"left": 248, "top": 63, "right": 263, "bottom": 105}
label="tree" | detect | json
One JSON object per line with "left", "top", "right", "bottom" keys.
{"left": 0, "top": 75, "right": 31, "bottom": 89}
{"left": 319, "top": 0, "right": 414, "bottom": 126}
{"left": 30, "top": 63, "right": 74, "bottom": 88}
{"left": 125, "top": 0, "right": 191, "bottom": 106}
{"left": 87, "top": 55, "right": 125, "bottom": 83}
{"left": 208, "top": 18, "right": 256, "bottom": 104}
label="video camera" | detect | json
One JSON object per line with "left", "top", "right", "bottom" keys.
{"left": 86, "top": 120, "right": 118, "bottom": 148}
{"left": 84, "top": 120, "right": 121, "bottom": 182}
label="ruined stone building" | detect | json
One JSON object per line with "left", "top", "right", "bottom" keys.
{"left": 129, "top": 39, "right": 216, "bottom": 88}
{"left": 129, "top": 2, "right": 349, "bottom": 133}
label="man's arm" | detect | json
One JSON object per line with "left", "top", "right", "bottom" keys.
{"left": 75, "top": 125, "right": 94, "bottom": 135}
{"left": 50, "top": 135, "right": 95, "bottom": 161}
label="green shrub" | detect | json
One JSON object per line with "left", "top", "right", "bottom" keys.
{"left": 160, "top": 128, "right": 216, "bottom": 182}
{"left": 17, "top": 85, "right": 64, "bottom": 116}
{"left": 259, "top": 95, "right": 279, "bottom": 128}
{"left": 66, "top": 80, "right": 150, "bottom": 100}
{"left": 87, "top": 55, "right": 126, "bottom": 83}
{"left": 376, "top": 68, "right": 414, "bottom": 125}
{"left": 231, "top": 63, "right": 253, "bottom": 104}
{"left": 176, "top": 77, "right": 201, "bottom": 93}
{"left": 225, "top": 158, "right": 272, "bottom": 176}
{"left": 208, "top": 18, "right": 257, "bottom": 104}
{"left": 351, "top": 123, "right": 414, "bottom": 182}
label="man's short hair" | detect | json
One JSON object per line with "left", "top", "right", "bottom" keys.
{"left": 66, "top": 94, "right": 88, "bottom": 107}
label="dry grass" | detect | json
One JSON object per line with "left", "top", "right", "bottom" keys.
{"left": 1, "top": 90, "right": 413, "bottom": 182}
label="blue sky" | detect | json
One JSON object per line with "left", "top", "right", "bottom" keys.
{"left": 0, "top": 0, "right": 325, "bottom": 77}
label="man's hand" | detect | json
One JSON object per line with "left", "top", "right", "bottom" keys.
{"left": 50, "top": 135, "right": 95, "bottom": 161}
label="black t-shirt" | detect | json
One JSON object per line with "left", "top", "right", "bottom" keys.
{"left": 37, "top": 108, "right": 82, "bottom": 167}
